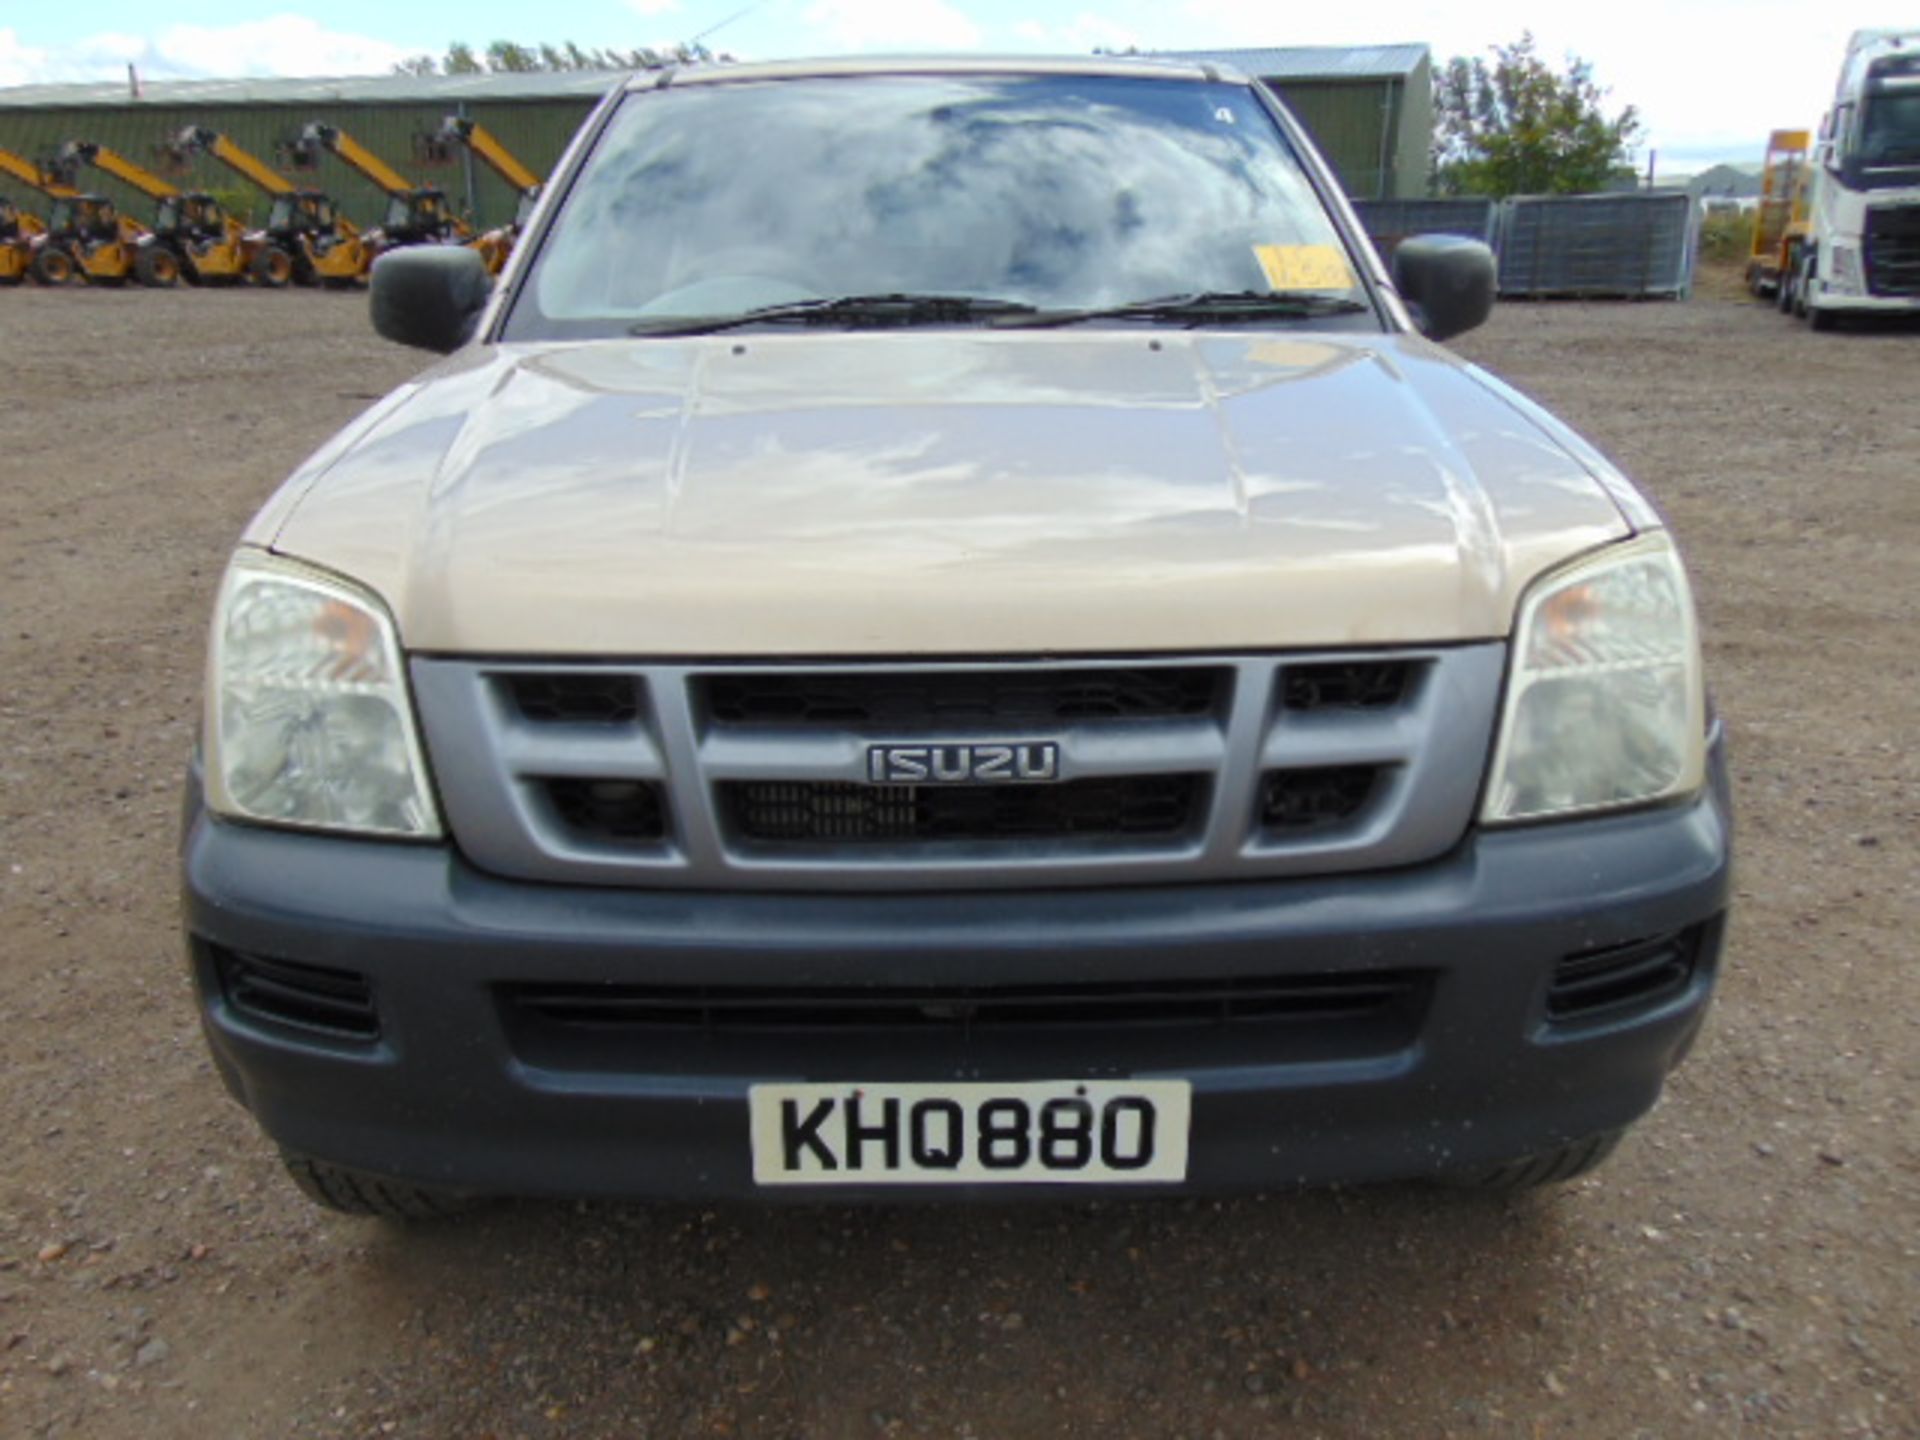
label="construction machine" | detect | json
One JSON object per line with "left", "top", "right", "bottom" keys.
{"left": 439, "top": 116, "right": 544, "bottom": 274}
{"left": 1779, "top": 30, "right": 1920, "bottom": 327}
{"left": 58, "top": 140, "right": 250, "bottom": 285}
{"left": 3, "top": 146, "right": 143, "bottom": 287}
{"left": 0, "top": 147, "right": 78, "bottom": 284}
{"left": 174, "top": 126, "right": 371, "bottom": 286}
{"left": 0, "top": 195, "right": 48, "bottom": 284}
{"left": 1746, "top": 130, "right": 1813, "bottom": 301}
{"left": 295, "top": 123, "right": 470, "bottom": 261}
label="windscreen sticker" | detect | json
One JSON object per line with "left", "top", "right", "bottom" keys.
{"left": 1254, "top": 244, "right": 1356, "bottom": 292}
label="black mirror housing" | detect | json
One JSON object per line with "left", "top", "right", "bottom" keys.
{"left": 1392, "top": 234, "right": 1497, "bottom": 343}
{"left": 370, "top": 246, "right": 491, "bottom": 353}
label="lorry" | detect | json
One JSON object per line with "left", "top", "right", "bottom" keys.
{"left": 182, "top": 56, "right": 1730, "bottom": 1218}
{"left": 1780, "top": 29, "right": 1920, "bottom": 327}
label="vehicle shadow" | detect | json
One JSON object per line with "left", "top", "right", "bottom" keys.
{"left": 344, "top": 1181, "right": 1586, "bottom": 1435}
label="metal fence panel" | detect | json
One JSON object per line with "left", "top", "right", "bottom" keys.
{"left": 1494, "top": 193, "right": 1697, "bottom": 299}
{"left": 1352, "top": 198, "right": 1498, "bottom": 261}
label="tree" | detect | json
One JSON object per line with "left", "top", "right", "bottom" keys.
{"left": 393, "top": 40, "right": 725, "bottom": 77}
{"left": 1432, "top": 33, "right": 1641, "bottom": 197}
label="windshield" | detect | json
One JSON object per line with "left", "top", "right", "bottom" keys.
{"left": 506, "top": 73, "right": 1373, "bottom": 339}
{"left": 383, "top": 194, "right": 415, "bottom": 230}
{"left": 1860, "top": 89, "right": 1920, "bottom": 166}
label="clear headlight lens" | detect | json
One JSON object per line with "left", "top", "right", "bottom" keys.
{"left": 205, "top": 550, "right": 441, "bottom": 838}
{"left": 1483, "top": 532, "right": 1706, "bottom": 824}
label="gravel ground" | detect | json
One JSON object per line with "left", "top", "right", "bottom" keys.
{"left": 0, "top": 285, "right": 1915, "bottom": 1440}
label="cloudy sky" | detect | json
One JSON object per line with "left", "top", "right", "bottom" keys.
{"left": 2, "top": 2, "right": 1915, "bottom": 171}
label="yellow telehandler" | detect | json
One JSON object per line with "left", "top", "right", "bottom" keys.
{"left": 58, "top": 140, "right": 251, "bottom": 285}
{"left": 296, "top": 123, "right": 471, "bottom": 267}
{"left": 0, "top": 147, "right": 78, "bottom": 284}
{"left": 439, "top": 116, "right": 544, "bottom": 274}
{"left": 174, "top": 126, "right": 372, "bottom": 286}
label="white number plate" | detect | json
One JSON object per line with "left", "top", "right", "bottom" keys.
{"left": 749, "top": 1080, "right": 1191, "bottom": 1186}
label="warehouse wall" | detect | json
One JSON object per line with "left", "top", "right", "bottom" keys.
{"left": 1269, "top": 75, "right": 1432, "bottom": 201}
{"left": 0, "top": 94, "right": 604, "bottom": 231}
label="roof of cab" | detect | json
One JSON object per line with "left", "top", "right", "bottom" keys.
{"left": 627, "top": 54, "right": 1245, "bottom": 90}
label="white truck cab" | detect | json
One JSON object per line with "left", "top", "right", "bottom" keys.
{"left": 1794, "top": 30, "right": 1920, "bottom": 326}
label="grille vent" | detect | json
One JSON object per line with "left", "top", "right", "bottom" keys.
{"left": 1281, "top": 660, "right": 1420, "bottom": 712}
{"left": 544, "top": 778, "right": 668, "bottom": 844}
{"left": 506, "top": 970, "right": 1431, "bottom": 1035}
{"left": 1547, "top": 931, "right": 1699, "bottom": 1023}
{"left": 702, "top": 667, "right": 1226, "bottom": 728}
{"left": 505, "top": 673, "right": 642, "bottom": 725}
{"left": 1260, "top": 767, "right": 1383, "bottom": 833}
{"left": 725, "top": 776, "right": 1203, "bottom": 845}
{"left": 215, "top": 950, "right": 378, "bottom": 1043}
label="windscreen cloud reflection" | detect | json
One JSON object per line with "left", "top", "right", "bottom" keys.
{"left": 514, "top": 75, "right": 1368, "bottom": 337}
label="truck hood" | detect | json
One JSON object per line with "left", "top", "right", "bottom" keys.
{"left": 260, "top": 331, "right": 1636, "bottom": 655}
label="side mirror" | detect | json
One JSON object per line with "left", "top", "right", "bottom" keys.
{"left": 370, "top": 245, "right": 491, "bottom": 353}
{"left": 1392, "top": 234, "right": 1497, "bottom": 343}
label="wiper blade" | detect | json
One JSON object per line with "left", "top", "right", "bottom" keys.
{"left": 630, "top": 293, "right": 1039, "bottom": 337}
{"left": 992, "top": 290, "right": 1372, "bottom": 329}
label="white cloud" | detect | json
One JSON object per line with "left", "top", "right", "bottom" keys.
{"left": 1011, "top": 12, "right": 1142, "bottom": 53}
{"left": 0, "top": 16, "right": 409, "bottom": 88}
{"left": 800, "top": 0, "right": 983, "bottom": 52}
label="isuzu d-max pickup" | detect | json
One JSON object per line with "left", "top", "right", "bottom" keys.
{"left": 182, "top": 56, "right": 1730, "bottom": 1216}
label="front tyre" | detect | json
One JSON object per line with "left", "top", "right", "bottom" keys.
{"left": 135, "top": 245, "right": 182, "bottom": 288}
{"left": 250, "top": 245, "right": 294, "bottom": 288}
{"left": 280, "top": 1151, "right": 478, "bottom": 1221}
{"left": 1444, "top": 1128, "right": 1626, "bottom": 1191}
{"left": 30, "top": 248, "right": 74, "bottom": 285}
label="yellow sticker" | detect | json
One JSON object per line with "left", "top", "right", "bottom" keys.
{"left": 1254, "top": 244, "right": 1355, "bottom": 292}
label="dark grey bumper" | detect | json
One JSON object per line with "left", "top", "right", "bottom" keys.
{"left": 181, "top": 745, "right": 1731, "bottom": 1200}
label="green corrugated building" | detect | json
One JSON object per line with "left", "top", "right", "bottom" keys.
{"left": 0, "top": 71, "right": 615, "bottom": 231}
{"left": 1157, "top": 45, "right": 1434, "bottom": 200}
{"left": 0, "top": 47, "right": 1433, "bottom": 233}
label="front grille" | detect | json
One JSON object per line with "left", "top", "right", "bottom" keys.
{"left": 213, "top": 949, "right": 378, "bottom": 1043}
{"left": 543, "top": 778, "right": 668, "bottom": 844}
{"left": 701, "top": 666, "right": 1226, "bottom": 727}
{"left": 1547, "top": 930, "right": 1699, "bottom": 1023}
{"left": 506, "top": 970, "right": 1429, "bottom": 1033}
{"left": 1261, "top": 767, "right": 1384, "bottom": 832}
{"left": 412, "top": 647, "right": 1505, "bottom": 890}
{"left": 1280, "top": 660, "right": 1420, "bottom": 711}
{"left": 724, "top": 776, "right": 1202, "bottom": 845}
{"left": 505, "top": 672, "right": 642, "bottom": 725}
{"left": 1864, "top": 207, "right": 1920, "bottom": 297}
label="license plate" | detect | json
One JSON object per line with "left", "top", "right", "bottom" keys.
{"left": 749, "top": 1080, "right": 1191, "bottom": 1186}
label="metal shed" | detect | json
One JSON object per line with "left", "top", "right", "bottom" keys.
{"left": 1153, "top": 44, "right": 1433, "bottom": 200}
{"left": 0, "top": 71, "right": 614, "bottom": 232}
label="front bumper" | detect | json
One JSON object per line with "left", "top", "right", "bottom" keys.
{"left": 182, "top": 744, "right": 1731, "bottom": 1200}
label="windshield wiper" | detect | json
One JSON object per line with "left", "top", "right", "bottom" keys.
{"left": 630, "top": 293, "right": 1039, "bottom": 337}
{"left": 991, "top": 290, "right": 1372, "bottom": 329}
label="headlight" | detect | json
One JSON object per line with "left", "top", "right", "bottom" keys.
{"left": 205, "top": 550, "right": 442, "bottom": 838}
{"left": 1482, "top": 532, "right": 1706, "bottom": 824}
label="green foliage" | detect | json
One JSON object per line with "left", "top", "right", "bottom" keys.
{"left": 1697, "top": 208, "right": 1757, "bottom": 265}
{"left": 393, "top": 40, "right": 724, "bottom": 77}
{"left": 1433, "top": 33, "right": 1641, "bottom": 197}
{"left": 204, "top": 186, "right": 258, "bottom": 227}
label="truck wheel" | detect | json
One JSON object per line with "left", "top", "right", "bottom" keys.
{"left": 134, "top": 246, "right": 181, "bottom": 288}
{"left": 1445, "top": 1128, "right": 1625, "bottom": 1191}
{"left": 30, "top": 248, "right": 73, "bottom": 285}
{"left": 280, "top": 1151, "right": 477, "bottom": 1221}
{"left": 1776, "top": 261, "right": 1796, "bottom": 314}
{"left": 251, "top": 246, "right": 294, "bottom": 288}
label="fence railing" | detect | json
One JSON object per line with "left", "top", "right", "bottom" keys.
{"left": 1355, "top": 192, "right": 1698, "bottom": 299}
